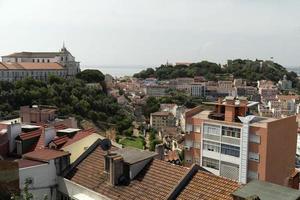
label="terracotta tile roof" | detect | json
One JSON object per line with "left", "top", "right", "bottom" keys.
{"left": 34, "top": 128, "right": 45, "bottom": 151}
{"left": 65, "top": 146, "right": 189, "bottom": 200}
{"left": 54, "top": 124, "right": 68, "bottom": 131}
{"left": 0, "top": 62, "right": 64, "bottom": 70}
{"left": 177, "top": 171, "right": 240, "bottom": 200}
{"left": 164, "top": 150, "right": 179, "bottom": 162}
{"left": 5, "top": 51, "right": 61, "bottom": 58}
{"left": 18, "top": 129, "right": 42, "bottom": 141}
{"left": 52, "top": 135, "right": 69, "bottom": 146}
{"left": 151, "top": 111, "right": 173, "bottom": 116}
{"left": 17, "top": 159, "right": 45, "bottom": 168}
{"left": 23, "top": 148, "right": 70, "bottom": 162}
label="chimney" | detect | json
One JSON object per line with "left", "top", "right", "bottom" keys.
{"left": 217, "top": 97, "right": 223, "bottom": 104}
{"left": 104, "top": 153, "right": 124, "bottom": 186}
{"left": 239, "top": 96, "right": 248, "bottom": 106}
{"left": 224, "top": 97, "right": 236, "bottom": 122}
{"left": 225, "top": 96, "right": 235, "bottom": 105}
{"left": 155, "top": 144, "right": 164, "bottom": 160}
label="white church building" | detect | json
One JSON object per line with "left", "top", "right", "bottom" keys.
{"left": 0, "top": 45, "right": 80, "bottom": 81}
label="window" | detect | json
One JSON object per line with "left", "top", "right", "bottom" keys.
{"left": 42, "top": 59, "right": 45, "bottom": 63}
{"left": 249, "top": 134, "right": 260, "bottom": 144}
{"left": 37, "top": 59, "right": 40, "bottom": 63}
{"left": 202, "top": 157, "right": 219, "bottom": 170}
{"left": 222, "top": 126, "right": 241, "bottom": 138}
{"left": 194, "top": 158, "right": 200, "bottom": 165}
{"left": 221, "top": 144, "right": 240, "bottom": 157}
{"left": 47, "top": 59, "right": 50, "bottom": 63}
{"left": 203, "top": 140, "right": 220, "bottom": 152}
{"left": 249, "top": 152, "right": 259, "bottom": 162}
{"left": 203, "top": 124, "right": 220, "bottom": 136}
{"left": 32, "top": 59, "right": 35, "bottom": 62}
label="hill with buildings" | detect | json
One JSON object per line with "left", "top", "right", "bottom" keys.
{"left": 133, "top": 59, "right": 300, "bottom": 91}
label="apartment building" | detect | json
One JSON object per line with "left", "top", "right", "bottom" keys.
{"left": 191, "top": 82, "right": 206, "bottom": 97}
{"left": 150, "top": 111, "right": 176, "bottom": 131}
{"left": 184, "top": 96, "right": 298, "bottom": 187}
{"left": 278, "top": 75, "right": 292, "bottom": 90}
{"left": 20, "top": 105, "right": 57, "bottom": 124}
{"left": 144, "top": 85, "right": 168, "bottom": 97}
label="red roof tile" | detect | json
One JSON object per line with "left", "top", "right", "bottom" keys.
{"left": 165, "top": 151, "right": 179, "bottom": 162}
{"left": 23, "top": 148, "right": 70, "bottom": 162}
{"left": 17, "top": 159, "right": 45, "bottom": 168}
{"left": 54, "top": 124, "right": 68, "bottom": 131}
{"left": 177, "top": 171, "right": 240, "bottom": 200}
{"left": 19, "top": 129, "right": 42, "bottom": 141}
{"left": 34, "top": 128, "right": 46, "bottom": 151}
{"left": 52, "top": 135, "right": 69, "bottom": 146}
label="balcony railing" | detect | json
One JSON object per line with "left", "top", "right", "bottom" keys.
{"left": 203, "top": 134, "right": 220, "bottom": 141}
{"left": 221, "top": 136, "right": 240, "bottom": 145}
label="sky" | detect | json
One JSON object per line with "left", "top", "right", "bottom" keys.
{"left": 0, "top": 0, "right": 300, "bottom": 71}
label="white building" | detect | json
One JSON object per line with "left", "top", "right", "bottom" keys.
{"left": 18, "top": 149, "right": 70, "bottom": 200}
{"left": 0, "top": 45, "right": 80, "bottom": 81}
{"left": 191, "top": 83, "right": 206, "bottom": 97}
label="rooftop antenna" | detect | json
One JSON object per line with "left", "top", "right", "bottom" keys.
{"left": 100, "top": 138, "right": 112, "bottom": 155}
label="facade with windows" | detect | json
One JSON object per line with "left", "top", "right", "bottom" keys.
{"left": 150, "top": 111, "right": 176, "bottom": 131}
{"left": 191, "top": 83, "right": 206, "bottom": 97}
{"left": 0, "top": 45, "right": 80, "bottom": 81}
{"left": 184, "top": 97, "right": 298, "bottom": 187}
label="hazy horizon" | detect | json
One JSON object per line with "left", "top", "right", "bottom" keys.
{"left": 1, "top": 0, "right": 300, "bottom": 67}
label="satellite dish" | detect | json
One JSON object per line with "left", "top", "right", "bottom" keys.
{"left": 100, "top": 139, "right": 112, "bottom": 152}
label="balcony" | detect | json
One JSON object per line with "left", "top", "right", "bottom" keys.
{"left": 203, "top": 134, "right": 220, "bottom": 141}
{"left": 221, "top": 136, "right": 240, "bottom": 145}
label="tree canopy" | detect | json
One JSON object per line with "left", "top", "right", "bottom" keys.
{"left": 0, "top": 75, "right": 132, "bottom": 134}
{"left": 76, "top": 69, "right": 105, "bottom": 83}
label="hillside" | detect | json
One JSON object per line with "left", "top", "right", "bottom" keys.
{"left": 134, "top": 59, "right": 300, "bottom": 91}
{"left": 0, "top": 70, "right": 132, "bottom": 135}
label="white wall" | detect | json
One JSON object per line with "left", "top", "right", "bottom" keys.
{"left": 8, "top": 123, "right": 21, "bottom": 153}
{"left": 58, "top": 177, "right": 110, "bottom": 200}
{"left": 45, "top": 127, "right": 56, "bottom": 145}
{"left": 19, "top": 160, "right": 57, "bottom": 200}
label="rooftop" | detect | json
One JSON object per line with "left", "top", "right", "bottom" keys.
{"left": 65, "top": 144, "right": 189, "bottom": 200}
{"left": 177, "top": 171, "right": 240, "bottom": 200}
{"left": 3, "top": 51, "right": 62, "bottom": 58}
{"left": 111, "top": 147, "right": 158, "bottom": 164}
{"left": 17, "top": 159, "right": 46, "bottom": 169}
{"left": 151, "top": 111, "right": 173, "bottom": 116}
{"left": 192, "top": 110, "right": 279, "bottom": 128}
{"left": 56, "top": 128, "right": 81, "bottom": 133}
{"left": 18, "top": 128, "right": 42, "bottom": 141}
{"left": 23, "top": 148, "right": 70, "bottom": 162}
{"left": 52, "top": 128, "right": 95, "bottom": 148}
{"left": 232, "top": 180, "right": 300, "bottom": 200}
{"left": 64, "top": 139, "right": 242, "bottom": 200}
